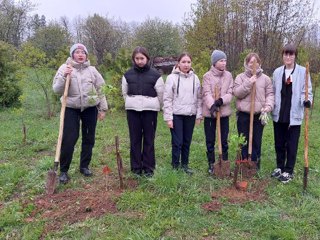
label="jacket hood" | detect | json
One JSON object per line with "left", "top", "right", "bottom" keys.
{"left": 171, "top": 66, "right": 195, "bottom": 77}
{"left": 66, "top": 57, "right": 90, "bottom": 69}
{"left": 209, "top": 65, "right": 225, "bottom": 77}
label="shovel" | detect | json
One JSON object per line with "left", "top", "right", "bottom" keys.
{"left": 237, "top": 59, "right": 258, "bottom": 179}
{"left": 46, "top": 74, "right": 71, "bottom": 194}
{"left": 303, "top": 62, "right": 310, "bottom": 191}
{"left": 214, "top": 86, "right": 231, "bottom": 178}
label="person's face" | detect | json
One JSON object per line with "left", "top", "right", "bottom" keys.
{"left": 247, "top": 56, "right": 258, "bottom": 69}
{"left": 134, "top": 53, "right": 148, "bottom": 67}
{"left": 178, "top": 56, "right": 192, "bottom": 73}
{"left": 283, "top": 52, "right": 295, "bottom": 66}
{"left": 73, "top": 49, "right": 87, "bottom": 63}
{"left": 215, "top": 59, "right": 227, "bottom": 71}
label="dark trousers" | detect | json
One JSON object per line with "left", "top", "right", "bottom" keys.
{"left": 60, "top": 107, "right": 98, "bottom": 172}
{"left": 127, "top": 110, "right": 157, "bottom": 174}
{"left": 170, "top": 114, "right": 196, "bottom": 167}
{"left": 273, "top": 122, "right": 301, "bottom": 174}
{"left": 237, "top": 111, "right": 264, "bottom": 162}
{"left": 204, "top": 116, "right": 229, "bottom": 165}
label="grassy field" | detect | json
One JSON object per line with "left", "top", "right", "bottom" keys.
{"left": 0, "top": 76, "right": 320, "bottom": 240}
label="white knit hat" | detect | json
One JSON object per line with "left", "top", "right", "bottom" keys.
{"left": 70, "top": 43, "right": 88, "bottom": 57}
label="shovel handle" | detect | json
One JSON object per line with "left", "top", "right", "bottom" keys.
{"left": 303, "top": 62, "right": 310, "bottom": 190}
{"left": 54, "top": 74, "right": 71, "bottom": 163}
{"left": 215, "top": 86, "right": 222, "bottom": 157}
{"left": 248, "top": 59, "right": 257, "bottom": 158}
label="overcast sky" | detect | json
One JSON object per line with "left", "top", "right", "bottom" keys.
{"left": 29, "top": 0, "right": 198, "bottom": 23}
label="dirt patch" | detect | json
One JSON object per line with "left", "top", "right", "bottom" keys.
{"left": 202, "top": 179, "right": 269, "bottom": 212}
{"left": 26, "top": 173, "right": 138, "bottom": 238}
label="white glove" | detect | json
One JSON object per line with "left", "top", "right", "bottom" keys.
{"left": 259, "top": 111, "right": 269, "bottom": 126}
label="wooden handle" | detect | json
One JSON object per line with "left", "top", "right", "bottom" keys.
{"left": 54, "top": 74, "right": 71, "bottom": 163}
{"left": 248, "top": 59, "right": 257, "bottom": 157}
{"left": 215, "top": 86, "right": 222, "bottom": 156}
{"left": 304, "top": 62, "right": 309, "bottom": 169}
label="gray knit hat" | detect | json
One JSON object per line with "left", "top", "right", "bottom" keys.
{"left": 211, "top": 50, "right": 227, "bottom": 66}
{"left": 70, "top": 43, "right": 88, "bottom": 57}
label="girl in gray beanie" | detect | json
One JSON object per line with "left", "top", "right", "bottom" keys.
{"left": 202, "top": 49, "right": 233, "bottom": 175}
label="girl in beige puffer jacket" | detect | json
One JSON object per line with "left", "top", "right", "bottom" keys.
{"left": 163, "top": 53, "right": 202, "bottom": 174}
{"left": 234, "top": 52, "right": 274, "bottom": 169}
{"left": 52, "top": 43, "right": 108, "bottom": 183}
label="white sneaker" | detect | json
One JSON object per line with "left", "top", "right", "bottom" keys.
{"left": 271, "top": 168, "right": 282, "bottom": 178}
{"left": 278, "top": 172, "right": 293, "bottom": 183}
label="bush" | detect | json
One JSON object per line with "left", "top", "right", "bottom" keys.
{"left": 102, "top": 48, "right": 132, "bottom": 110}
{"left": 0, "top": 41, "right": 22, "bottom": 108}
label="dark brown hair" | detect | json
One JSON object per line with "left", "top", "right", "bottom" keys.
{"left": 245, "top": 52, "right": 261, "bottom": 65}
{"left": 132, "top": 46, "right": 150, "bottom": 61}
{"left": 177, "top": 52, "right": 192, "bottom": 62}
{"left": 175, "top": 52, "right": 192, "bottom": 68}
{"left": 282, "top": 43, "right": 298, "bottom": 57}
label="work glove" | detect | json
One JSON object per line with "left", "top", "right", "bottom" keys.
{"left": 259, "top": 107, "right": 270, "bottom": 126}
{"left": 214, "top": 98, "right": 223, "bottom": 107}
{"left": 210, "top": 104, "right": 219, "bottom": 118}
{"left": 303, "top": 100, "right": 311, "bottom": 108}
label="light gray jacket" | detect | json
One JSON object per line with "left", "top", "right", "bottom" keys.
{"left": 163, "top": 67, "right": 202, "bottom": 121}
{"left": 272, "top": 63, "right": 313, "bottom": 125}
{"left": 53, "top": 58, "right": 108, "bottom": 112}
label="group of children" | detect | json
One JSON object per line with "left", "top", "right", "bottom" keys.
{"left": 53, "top": 43, "right": 312, "bottom": 185}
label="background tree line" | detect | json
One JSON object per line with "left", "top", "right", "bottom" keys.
{"left": 0, "top": 0, "right": 319, "bottom": 111}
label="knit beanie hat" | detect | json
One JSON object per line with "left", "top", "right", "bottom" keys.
{"left": 70, "top": 43, "right": 88, "bottom": 57}
{"left": 211, "top": 50, "right": 227, "bottom": 66}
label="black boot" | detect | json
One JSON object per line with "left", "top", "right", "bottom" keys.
{"left": 182, "top": 165, "right": 193, "bottom": 175}
{"left": 80, "top": 168, "right": 93, "bottom": 177}
{"left": 59, "top": 172, "right": 70, "bottom": 184}
{"left": 207, "top": 151, "right": 215, "bottom": 175}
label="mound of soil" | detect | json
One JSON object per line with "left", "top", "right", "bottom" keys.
{"left": 202, "top": 179, "right": 269, "bottom": 212}
{"left": 26, "top": 173, "right": 138, "bottom": 237}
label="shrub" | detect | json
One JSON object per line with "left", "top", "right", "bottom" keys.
{"left": 0, "top": 41, "right": 22, "bottom": 108}
{"left": 102, "top": 48, "right": 132, "bottom": 110}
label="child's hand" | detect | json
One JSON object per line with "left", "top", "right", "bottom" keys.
{"left": 195, "top": 119, "right": 201, "bottom": 125}
{"left": 166, "top": 120, "right": 173, "bottom": 128}
{"left": 98, "top": 111, "right": 106, "bottom": 121}
{"left": 64, "top": 65, "right": 73, "bottom": 77}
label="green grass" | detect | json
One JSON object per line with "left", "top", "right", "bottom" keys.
{"left": 1, "top": 75, "right": 320, "bottom": 239}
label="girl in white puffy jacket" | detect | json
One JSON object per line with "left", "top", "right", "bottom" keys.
{"left": 163, "top": 53, "right": 202, "bottom": 174}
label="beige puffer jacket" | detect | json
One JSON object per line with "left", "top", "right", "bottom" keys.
{"left": 163, "top": 67, "right": 202, "bottom": 121}
{"left": 202, "top": 66, "right": 234, "bottom": 118}
{"left": 234, "top": 65, "right": 274, "bottom": 113}
{"left": 53, "top": 58, "right": 108, "bottom": 112}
